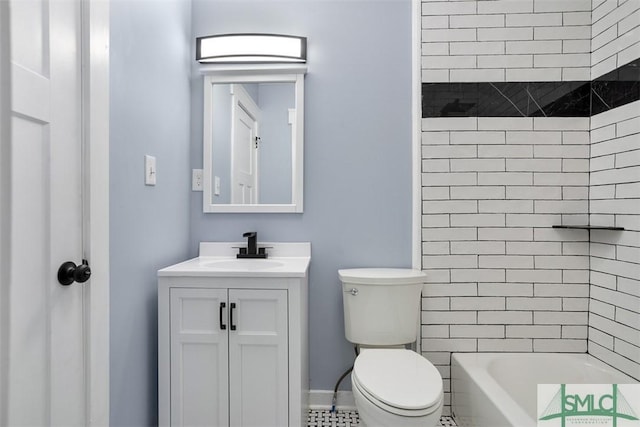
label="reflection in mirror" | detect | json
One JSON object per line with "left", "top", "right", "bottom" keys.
{"left": 211, "top": 82, "right": 294, "bottom": 205}
{"left": 202, "top": 70, "right": 305, "bottom": 213}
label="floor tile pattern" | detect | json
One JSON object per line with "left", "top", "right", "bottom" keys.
{"left": 307, "top": 409, "right": 456, "bottom": 426}
{"left": 440, "top": 415, "right": 457, "bottom": 426}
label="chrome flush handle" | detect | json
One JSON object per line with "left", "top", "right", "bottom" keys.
{"left": 345, "top": 288, "right": 358, "bottom": 296}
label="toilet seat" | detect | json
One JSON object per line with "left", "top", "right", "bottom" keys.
{"left": 353, "top": 372, "right": 441, "bottom": 417}
{"left": 352, "top": 349, "right": 443, "bottom": 417}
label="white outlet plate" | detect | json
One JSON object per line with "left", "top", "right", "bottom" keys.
{"left": 214, "top": 176, "right": 221, "bottom": 196}
{"left": 192, "top": 169, "right": 203, "bottom": 191}
{"left": 145, "top": 155, "right": 156, "bottom": 186}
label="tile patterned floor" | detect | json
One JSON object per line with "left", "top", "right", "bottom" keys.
{"left": 440, "top": 416, "right": 457, "bottom": 427}
{"left": 307, "top": 409, "right": 457, "bottom": 427}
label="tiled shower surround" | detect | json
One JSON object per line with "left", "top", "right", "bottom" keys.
{"left": 421, "top": 0, "right": 592, "bottom": 83}
{"left": 588, "top": 100, "right": 640, "bottom": 380}
{"left": 421, "top": 117, "right": 592, "bottom": 412}
{"left": 420, "top": 0, "right": 640, "bottom": 416}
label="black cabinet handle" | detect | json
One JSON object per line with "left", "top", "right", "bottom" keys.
{"left": 230, "top": 302, "right": 236, "bottom": 331}
{"left": 219, "top": 302, "right": 226, "bottom": 330}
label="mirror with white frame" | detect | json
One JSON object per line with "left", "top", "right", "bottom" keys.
{"left": 202, "top": 68, "right": 305, "bottom": 213}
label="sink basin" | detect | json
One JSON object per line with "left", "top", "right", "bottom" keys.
{"left": 203, "top": 259, "right": 285, "bottom": 271}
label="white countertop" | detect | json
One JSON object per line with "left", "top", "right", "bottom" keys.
{"left": 158, "top": 242, "right": 311, "bottom": 278}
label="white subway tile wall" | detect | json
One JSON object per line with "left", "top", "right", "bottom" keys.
{"left": 588, "top": 100, "right": 640, "bottom": 381}
{"left": 421, "top": 119, "right": 591, "bottom": 414}
{"left": 591, "top": 0, "right": 640, "bottom": 78}
{"left": 420, "top": 0, "right": 640, "bottom": 415}
{"left": 421, "top": 0, "right": 593, "bottom": 82}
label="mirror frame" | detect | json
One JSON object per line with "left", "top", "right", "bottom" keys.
{"left": 201, "top": 65, "right": 306, "bottom": 213}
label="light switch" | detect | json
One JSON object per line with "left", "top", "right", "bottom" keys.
{"left": 145, "top": 155, "right": 156, "bottom": 186}
{"left": 192, "top": 169, "right": 203, "bottom": 191}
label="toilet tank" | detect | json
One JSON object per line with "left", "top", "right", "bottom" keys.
{"left": 339, "top": 268, "right": 426, "bottom": 346}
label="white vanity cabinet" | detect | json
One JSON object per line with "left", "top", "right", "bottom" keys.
{"left": 168, "top": 287, "right": 288, "bottom": 427}
{"left": 158, "top": 242, "right": 310, "bottom": 427}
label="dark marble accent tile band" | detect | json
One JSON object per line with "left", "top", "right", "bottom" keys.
{"left": 592, "top": 58, "right": 640, "bottom": 115}
{"left": 422, "top": 58, "right": 639, "bottom": 118}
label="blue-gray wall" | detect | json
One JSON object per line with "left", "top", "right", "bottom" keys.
{"left": 190, "top": 0, "right": 413, "bottom": 391}
{"left": 258, "top": 82, "right": 294, "bottom": 204}
{"left": 211, "top": 84, "right": 232, "bottom": 203}
{"left": 110, "top": 0, "right": 192, "bottom": 425}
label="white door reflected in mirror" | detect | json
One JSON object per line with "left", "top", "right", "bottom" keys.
{"left": 202, "top": 68, "right": 305, "bottom": 213}
{"left": 229, "top": 84, "right": 259, "bottom": 204}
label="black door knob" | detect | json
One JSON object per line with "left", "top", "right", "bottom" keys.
{"left": 57, "top": 259, "right": 92, "bottom": 286}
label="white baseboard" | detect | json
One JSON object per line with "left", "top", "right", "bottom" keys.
{"left": 308, "top": 390, "right": 356, "bottom": 410}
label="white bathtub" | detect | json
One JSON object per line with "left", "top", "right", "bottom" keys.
{"left": 451, "top": 353, "right": 638, "bottom": 427}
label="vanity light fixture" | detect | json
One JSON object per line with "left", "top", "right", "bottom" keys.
{"left": 196, "top": 33, "right": 307, "bottom": 63}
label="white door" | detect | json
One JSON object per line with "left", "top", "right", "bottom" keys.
{"left": 230, "top": 85, "right": 259, "bottom": 204}
{"left": 170, "top": 288, "right": 229, "bottom": 427}
{"left": 3, "top": 0, "right": 87, "bottom": 424}
{"left": 229, "top": 289, "right": 288, "bottom": 427}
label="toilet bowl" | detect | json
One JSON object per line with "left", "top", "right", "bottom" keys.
{"left": 351, "top": 348, "right": 443, "bottom": 427}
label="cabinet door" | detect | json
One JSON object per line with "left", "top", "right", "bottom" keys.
{"left": 228, "top": 289, "right": 289, "bottom": 427}
{"left": 170, "top": 288, "right": 229, "bottom": 427}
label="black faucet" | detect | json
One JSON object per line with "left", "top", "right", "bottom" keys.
{"left": 237, "top": 231, "right": 268, "bottom": 259}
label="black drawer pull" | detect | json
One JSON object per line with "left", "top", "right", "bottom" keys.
{"left": 230, "top": 302, "right": 236, "bottom": 331}
{"left": 219, "top": 302, "right": 226, "bottom": 330}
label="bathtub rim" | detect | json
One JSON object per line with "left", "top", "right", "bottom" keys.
{"left": 451, "top": 352, "right": 532, "bottom": 427}
{"left": 451, "top": 352, "right": 639, "bottom": 427}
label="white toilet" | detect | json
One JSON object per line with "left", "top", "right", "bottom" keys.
{"left": 339, "top": 268, "right": 443, "bottom": 427}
